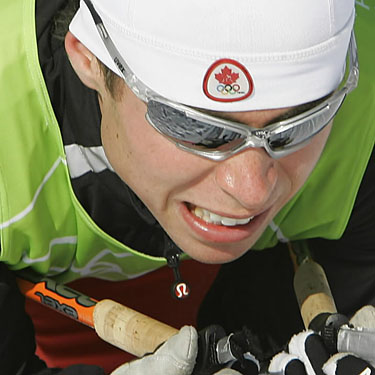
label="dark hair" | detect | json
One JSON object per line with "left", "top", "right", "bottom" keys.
{"left": 52, "top": 0, "right": 122, "bottom": 98}
{"left": 51, "top": 0, "right": 80, "bottom": 41}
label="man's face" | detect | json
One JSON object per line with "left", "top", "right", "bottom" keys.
{"left": 99, "top": 85, "right": 332, "bottom": 264}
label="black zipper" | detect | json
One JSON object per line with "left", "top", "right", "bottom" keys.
{"left": 164, "top": 237, "right": 191, "bottom": 300}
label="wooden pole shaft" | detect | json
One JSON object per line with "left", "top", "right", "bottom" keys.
{"left": 17, "top": 277, "right": 179, "bottom": 357}
{"left": 93, "top": 299, "right": 179, "bottom": 357}
{"left": 294, "top": 258, "right": 337, "bottom": 329}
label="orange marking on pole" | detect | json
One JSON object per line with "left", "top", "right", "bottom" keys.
{"left": 17, "top": 278, "right": 97, "bottom": 328}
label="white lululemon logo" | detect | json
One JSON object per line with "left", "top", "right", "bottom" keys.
{"left": 174, "top": 282, "right": 190, "bottom": 299}
{"left": 203, "top": 58, "right": 254, "bottom": 102}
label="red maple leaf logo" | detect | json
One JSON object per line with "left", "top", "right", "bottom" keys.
{"left": 215, "top": 66, "right": 240, "bottom": 84}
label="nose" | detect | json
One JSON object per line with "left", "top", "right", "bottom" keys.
{"left": 215, "top": 149, "right": 278, "bottom": 211}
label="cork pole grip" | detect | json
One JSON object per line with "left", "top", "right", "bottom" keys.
{"left": 93, "top": 299, "right": 179, "bottom": 357}
{"left": 294, "top": 259, "right": 337, "bottom": 329}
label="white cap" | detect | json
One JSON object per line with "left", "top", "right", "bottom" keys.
{"left": 70, "top": 0, "right": 355, "bottom": 111}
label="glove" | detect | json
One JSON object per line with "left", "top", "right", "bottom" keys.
{"left": 110, "top": 326, "right": 243, "bottom": 375}
{"left": 268, "top": 306, "right": 375, "bottom": 375}
{"left": 268, "top": 330, "right": 375, "bottom": 375}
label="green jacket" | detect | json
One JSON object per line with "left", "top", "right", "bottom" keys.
{"left": 255, "top": 4, "right": 375, "bottom": 249}
{"left": 0, "top": 0, "right": 167, "bottom": 283}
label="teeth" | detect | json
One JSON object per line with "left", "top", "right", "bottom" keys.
{"left": 193, "top": 206, "right": 254, "bottom": 226}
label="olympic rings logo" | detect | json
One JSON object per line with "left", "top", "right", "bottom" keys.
{"left": 216, "top": 83, "right": 241, "bottom": 95}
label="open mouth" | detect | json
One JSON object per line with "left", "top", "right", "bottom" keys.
{"left": 188, "top": 204, "right": 255, "bottom": 227}
{"left": 181, "top": 202, "right": 270, "bottom": 244}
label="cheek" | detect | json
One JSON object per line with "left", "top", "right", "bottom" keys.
{"left": 279, "top": 122, "right": 333, "bottom": 196}
{"left": 100, "top": 96, "right": 213, "bottom": 204}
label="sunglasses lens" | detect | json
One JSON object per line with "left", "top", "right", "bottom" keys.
{"left": 147, "top": 100, "right": 246, "bottom": 150}
{"left": 268, "top": 94, "right": 345, "bottom": 152}
{"left": 268, "top": 121, "right": 319, "bottom": 151}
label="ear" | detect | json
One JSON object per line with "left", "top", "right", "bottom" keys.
{"left": 65, "top": 31, "right": 102, "bottom": 92}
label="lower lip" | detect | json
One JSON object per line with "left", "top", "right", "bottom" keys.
{"left": 180, "top": 203, "right": 269, "bottom": 243}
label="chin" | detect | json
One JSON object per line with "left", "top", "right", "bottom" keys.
{"left": 181, "top": 242, "right": 251, "bottom": 265}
